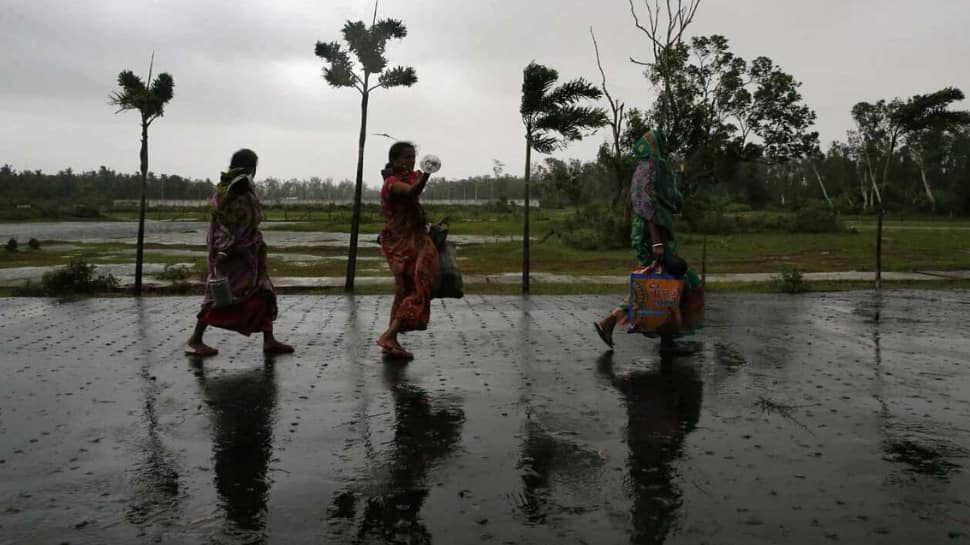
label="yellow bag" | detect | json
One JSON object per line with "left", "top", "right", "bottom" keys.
{"left": 627, "top": 267, "right": 684, "bottom": 335}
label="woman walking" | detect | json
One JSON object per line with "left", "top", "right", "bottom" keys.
{"left": 376, "top": 142, "right": 440, "bottom": 360}
{"left": 186, "top": 148, "right": 294, "bottom": 357}
{"left": 594, "top": 129, "right": 703, "bottom": 349}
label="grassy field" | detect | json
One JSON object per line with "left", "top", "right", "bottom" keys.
{"left": 4, "top": 207, "right": 970, "bottom": 294}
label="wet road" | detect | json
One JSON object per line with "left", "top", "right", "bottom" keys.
{"left": 1, "top": 292, "right": 969, "bottom": 544}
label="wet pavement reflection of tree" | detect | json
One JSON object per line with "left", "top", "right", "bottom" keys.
{"left": 126, "top": 300, "right": 183, "bottom": 533}
{"left": 195, "top": 362, "right": 278, "bottom": 545}
{"left": 329, "top": 363, "right": 465, "bottom": 544}
{"left": 598, "top": 349, "right": 704, "bottom": 545}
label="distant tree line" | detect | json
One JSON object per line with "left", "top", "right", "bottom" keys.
{"left": 0, "top": 164, "right": 213, "bottom": 209}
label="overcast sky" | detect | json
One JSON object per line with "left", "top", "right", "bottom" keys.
{"left": 2, "top": 0, "right": 967, "bottom": 187}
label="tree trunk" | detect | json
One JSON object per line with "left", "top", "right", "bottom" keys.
{"left": 874, "top": 135, "right": 897, "bottom": 291}
{"left": 810, "top": 160, "right": 834, "bottom": 211}
{"left": 522, "top": 136, "right": 532, "bottom": 294}
{"left": 345, "top": 90, "right": 369, "bottom": 292}
{"left": 916, "top": 154, "right": 936, "bottom": 212}
{"left": 701, "top": 232, "right": 707, "bottom": 286}
{"left": 875, "top": 207, "right": 883, "bottom": 291}
{"left": 135, "top": 119, "right": 149, "bottom": 296}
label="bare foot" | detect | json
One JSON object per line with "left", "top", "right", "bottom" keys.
{"left": 186, "top": 340, "right": 218, "bottom": 357}
{"left": 376, "top": 338, "right": 413, "bottom": 360}
{"left": 263, "top": 340, "right": 295, "bottom": 354}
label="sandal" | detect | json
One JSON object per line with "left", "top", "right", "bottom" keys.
{"left": 594, "top": 322, "right": 614, "bottom": 349}
{"left": 185, "top": 344, "right": 218, "bottom": 357}
{"left": 263, "top": 342, "right": 295, "bottom": 355}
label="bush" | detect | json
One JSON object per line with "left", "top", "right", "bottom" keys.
{"left": 560, "top": 203, "right": 630, "bottom": 251}
{"left": 789, "top": 206, "right": 844, "bottom": 233}
{"left": 27, "top": 238, "right": 40, "bottom": 250}
{"left": 73, "top": 205, "right": 101, "bottom": 218}
{"left": 5, "top": 238, "right": 17, "bottom": 252}
{"left": 774, "top": 267, "right": 807, "bottom": 294}
{"left": 28, "top": 260, "right": 119, "bottom": 296}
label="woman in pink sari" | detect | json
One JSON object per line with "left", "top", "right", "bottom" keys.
{"left": 376, "top": 142, "right": 440, "bottom": 360}
{"left": 185, "top": 149, "right": 294, "bottom": 357}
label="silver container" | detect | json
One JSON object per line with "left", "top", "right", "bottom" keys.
{"left": 208, "top": 276, "right": 234, "bottom": 309}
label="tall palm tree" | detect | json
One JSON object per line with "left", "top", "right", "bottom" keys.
{"left": 315, "top": 4, "right": 417, "bottom": 292}
{"left": 109, "top": 54, "right": 174, "bottom": 296}
{"left": 520, "top": 62, "right": 607, "bottom": 293}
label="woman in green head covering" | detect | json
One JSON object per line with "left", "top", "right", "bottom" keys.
{"left": 593, "top": 129, "right": 703, "bottom": 348}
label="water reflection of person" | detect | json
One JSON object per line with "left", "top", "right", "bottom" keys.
{"left": 195, "top": 362, "right": 278, "bottom": 544}
{"left": 597, "top": 351, "right": 703, "bottom": 544}
{"left": 330, "top": 364, "right": 464, "bottom": 543}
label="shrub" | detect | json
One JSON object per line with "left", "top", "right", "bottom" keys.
{"left": 560, "top": 203, "right": 630, "bottom": 251}
{"left": 5, "top": 238, "right": 17, "bottom": 252}
{"left": 789, "top": 206, "right": 844, "bottom": 233}
{"left": 27, "top": 238, "right": 40, "bottom": 250}
{"left": 38, "top": 260, "right": 118, "bottom": 295}
{"left": 685, "top": 210, "right": 738, "bottom": 235}
{"left": 774, "top": 267, "right": 807, "bottom": 294}
{"left": 560, "top": 227, "right": 603, "bottom": 251}
{"left": 73, "top": 205, "right": 101, "bottom": 218}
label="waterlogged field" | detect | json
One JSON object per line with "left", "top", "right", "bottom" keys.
{"left": 2, "top": 207, "right": 970, "bottom": 293}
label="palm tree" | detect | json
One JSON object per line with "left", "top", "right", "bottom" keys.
{"left": 315, "top": 3, "right": 417, "bottom": 291}
{"left": 109, "top": 54, "right": 174, "bottom": 296}
{"left": 520, "top": 62, "right": 607, "bottom": 293}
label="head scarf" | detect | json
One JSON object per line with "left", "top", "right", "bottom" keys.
{"left": 214, "top": 168, "right": 254, "bottom": 207}
{"left": 632, "top": 129, "right": 681, "bottom": 229}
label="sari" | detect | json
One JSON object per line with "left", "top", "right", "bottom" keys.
{"left": 197, "top": 168, "right": 278, "bottom": 335}
{"left": 380, "top": 171, "right": 440, "bottom": 332}
{"left": 617, "top": 130, "right": 703, "bottom": 330}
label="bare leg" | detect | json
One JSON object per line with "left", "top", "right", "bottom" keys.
{"left": 263, "top": 326, "right": 294, "bottom": 354}
{"left": 594, "top": 309, "right": 624, "bottom": 349}
{"left": 186, "top": 320, "right": 218, "bottom": 356}
{"left": 378, "top": 274, "right": 413, "bottom": 358}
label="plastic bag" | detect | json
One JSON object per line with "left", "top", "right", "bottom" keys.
{"left": 627, "top": 263, "right": 684, "bottom": 335}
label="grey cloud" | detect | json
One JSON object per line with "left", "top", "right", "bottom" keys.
{"left": 2, "top": 0, "right": 968, "bottom": 185}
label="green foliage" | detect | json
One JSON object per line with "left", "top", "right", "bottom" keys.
{"left": 315, "top": 17, "right": 415, "bottom": 90}
{"left": 521, "top": 62, "right": 608, "bottom": 153}
{"left": 5, "top": 238, "right": 17, "bottom": 252}
{"left": 27, "top": 238, "right": 40, "bottom": 250}
{"left": 641, "top": 35, "right": 818, "bottom": 201}
{"left": 109, "top": 68, "right": 175, "bottom": 123}
{"left": 774, "top": 267, "right": 807, "bottom": 294}
{"left": 14, "top": 260, "right": 119, "bottom": 296}
{"left": 559, "top": 203, "right": 630, "bottom": 251}
{"left": 789, "top": 205, "right": 845, "bottom": 233}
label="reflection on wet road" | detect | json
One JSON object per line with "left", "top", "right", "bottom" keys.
{"left": 0, "top": 292, "right": 969, "bottom": 544}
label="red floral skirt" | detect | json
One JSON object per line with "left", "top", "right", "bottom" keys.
{"left": 198, "top": 292, "right": 274, "bottom": 336}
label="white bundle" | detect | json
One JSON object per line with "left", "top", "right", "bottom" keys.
{"left": 420, "top": 154, "right": 442, "bottom": 174}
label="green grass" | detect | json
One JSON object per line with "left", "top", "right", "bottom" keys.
{"left": 3, "top": 210, "right": 970, "bottom": 297}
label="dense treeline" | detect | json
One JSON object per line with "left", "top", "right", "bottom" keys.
{"left": 0, "top": 164, "right": 213, "bottom": 212}
{"left": 4, "top": 125, "right": 970, "bottom": 218}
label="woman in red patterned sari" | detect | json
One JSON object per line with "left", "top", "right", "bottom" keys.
{"left": 376, "top": 142, "right": 440, "bottom": 360}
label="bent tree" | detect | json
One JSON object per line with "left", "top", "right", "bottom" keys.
{"left": 519, "top": 62, "right": 607, "bottom": 293}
